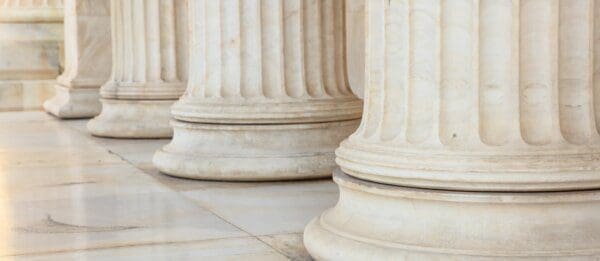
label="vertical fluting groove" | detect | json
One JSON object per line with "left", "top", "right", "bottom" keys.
{"left": 406, "top": 0, "right": 439, "bottom": 144}
{"left": 261, "top": 0, "right": 285, "bottom": 98}
{"left": 132, "top": 0, "right": 146, "bottom": 82}
{"left": 220, "top": 0, "right": 241, "bottom": 97}
{"left": 122, "top": 0, "right": 133, "bottom": 82}
{"left": 558, "top": 0, "right": 594, "bottom": 144}
{"left": 471, "top": 0, "right": 480, "bottom": 145}
{"left": 110, "top": 0, "right": 119, "bottom": 81}
{"left": 204, "top": 0, "right": 222, "bottom": 97}
{"left": 186, "top": 0, "right": 348, "bottom": 101}
{"left": 519, "top": 0, "right": 557, "bottom": 145}
{"left": 240, "top": 0, "right": 263, "bottom": 98}
{"left": 322, "top": 0, "right": 341, "bottom": 97}
{"left": 479, "top": 0, "right": 515, "bottom": 146}
{"left": 439, "top": 0, "right": 474, "bottom": 145}
{"left": 595, "top": 0, "right": 600, "bottom": 135}
{"left": 114, "top": 0, "right": 125, "bottom": 81}
{"left": 303, "top": 0, "right": 325, "bottom": 98}
{"left": 333, "top": 0, "right": 351, "bottom": 95}
{"left": 333, "top": 1, "right": 350, "bottom": 96}
{"left": 145, "top": 0, "right": 161, "bottom": 82}
{"left": 174, "top": 0, "right": 188, "bottom": 82}
{"left": 159, "top": 0, "right": 178, "bottom": 82}
{"left": 360, "top": 0, "right": 385, "bottom": 139}
{"left": 282, "top": 0, "right": 306, "bottom": 98}
{"left": 380, "top": 0, "right": 408, "bottom": 141}
{"left": 188, "top": 0, "right": 205, "bottom": 97}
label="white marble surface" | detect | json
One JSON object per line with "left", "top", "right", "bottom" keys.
{"left": 0, "top": 80, "right": 55, "bottom": 112}
{"left": 0, "top": 1, "right": 64, "bottom": 112}
{"left": 0, "top": 111, "right": 327, "bottom": 260}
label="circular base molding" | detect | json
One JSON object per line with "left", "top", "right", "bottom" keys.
{"left": 99, "top": 81, "right": 186, "bottom": 100}
{"left": 171, "top": 97, "right": 363, "bottom": 124}
{"left": 87, "top": 98, "right": 174, "bottom": 138}
{"left": 153, "top": 119, "right": 360, "bottom": 181}
{"left": 304, "top": 169, "right": 600, "bottom": 260}
{"left": 336, "top": 138, "right": 600, "bottom": 192}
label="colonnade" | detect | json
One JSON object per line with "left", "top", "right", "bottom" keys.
{"left": 11, "top": 0, "right": 600, "bottom": 259}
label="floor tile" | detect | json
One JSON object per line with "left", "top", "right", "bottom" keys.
{"left": 0, "top": 111, "right": 327, "bottom": 260}
{"left": 90, "top": 138, "right": 169, "bottom": 167}
{"left": 182, "top": 180, "right": 338, "bottom": 236}
{"left": 0, "top": 111, "right": 55, "bottom": 123}
{"left": 15, "top": 237, "right": 287, "bottom": 261}
{"left": 0, "top": 163, "right": 171, "bottom": 202}
{"left": 0, "top": 147, "right": 125, "bottom": 168}
{"left": 0, "top": 121, "right": 96, "bottom": 149}
{"left": 259, "top": 233, "right": 312, "bottom": 261}
{"left": 60, "top": 118, "right": 89, "bottom": 133}
{"left": 0, "top": 192, "right": 248, "bottom": 256}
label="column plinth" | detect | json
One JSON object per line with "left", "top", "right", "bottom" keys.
{"left": 305, "top": 0, "right": 600, "bottom": 258}
{"left": 305, "top": 170, "right": 600, "bottom": 260}
{"left": 87, "top": 0, "right": 188, "bottom": 138}
{"left": 44, "top": 0, "right": 111, "bottom": 118}
{"left": 153, "top": 0, "right": 362, "bottom": 180}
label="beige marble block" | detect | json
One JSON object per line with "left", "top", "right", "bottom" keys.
{"left": 87, "top": 0, "right": 188, "bottom": 138}
{"left": 0, "top": 0, "right": 63, "bottom": 111}
{"left": 44, "top": 0, "right": 111, "bottom": 119}
{"left": 153, "top": 0, "right": 362, "bottom": 181}
{"left": 305, "top": 0, "right": 600, "bottom": 259}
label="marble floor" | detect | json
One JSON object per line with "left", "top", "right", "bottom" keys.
{"left": 0, "top": 111, "right": 338, "bottom": 260}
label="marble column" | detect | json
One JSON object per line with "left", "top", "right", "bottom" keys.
{"left": 43, "top": 0, "right": 111, "bottom": 119}
{"left": 87, "top": 0, "right": 188, "bottom": 138}
{"left": 153, "top": 0, "right": 362, "bottom": 181}
{"left": 305, "top": 0, "right": 600, "bottom": 259}
{"left": 0, "top": 0, "right": 63, "bottom": 111}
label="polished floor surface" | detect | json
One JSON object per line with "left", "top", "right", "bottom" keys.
{"left": 0, "top": 111, "right": 338, "bottom": 260}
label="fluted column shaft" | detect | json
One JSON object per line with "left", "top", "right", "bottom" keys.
{"left": 304, "top": 0, "right": 600, "bottom": 259}
{"left": 171, "top": 0, "right": 360, "bottom": 124}
{"left": 154, "top": 0, "right": 362, "bottom": 180}
{"left": 336, "top": 0, "right": 600, "bottom": 192}
{"left": 43, "top": 0, "right": 111, "bottom": 119}
{"left": 87, "top": 0, "right": 188, "bottom": 138}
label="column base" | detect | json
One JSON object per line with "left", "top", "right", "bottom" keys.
{"left": 153, "top": 119, "right": 360, "bottom": 181}
{"left": 304, "top": 169, "right": 600, "bottom": 260}
{"left": 43, "top": 84, "right": 101, "bottom": 119}
{"left": 87, "top": 98, "right": 174, "bottom": 138}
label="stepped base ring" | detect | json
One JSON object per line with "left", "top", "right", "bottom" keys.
{"left": 304, "top": 169, "right": 600, "bottom": 260}
{"left": 87, "top": 98, "right": 174, "bottom": 138}
{"left": 153, "top": 119, "right": 360, "bottom": 181}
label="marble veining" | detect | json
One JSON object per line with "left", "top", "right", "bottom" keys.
{"left": 0, "top": 111, "right": 318, "bottom": 260}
